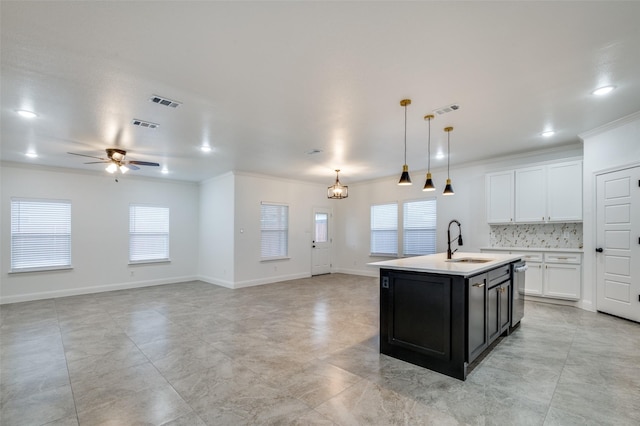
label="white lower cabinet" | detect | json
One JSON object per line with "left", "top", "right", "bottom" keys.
{"left": 481, "top": 249, "right": 582, "bottom": 301}
{"left": 543, "top": 253, "right": 581, "bottom": 300}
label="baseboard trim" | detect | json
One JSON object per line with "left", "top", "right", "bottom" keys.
{"left": 333, "top": 267, "right": 378, "bottom": 278}
{"left": 233, "top": 272, "right": 311, "bottom": 289}
{"left": 0, "top": 276, "right": 198, "bottom": 305}
{"left": 197, "top": 275, "right": 235, "bottom": 289}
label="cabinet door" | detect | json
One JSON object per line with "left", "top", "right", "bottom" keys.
{"left": 515, "top": 166, "right": 546, "bottom": 223}
{"left": 468, "top": 274, "right": 487, "bottom": 362}
{"left": 547, "top": 161, "right": 582, "bottom": 221}
{"left": 544, "top": 263, "right": 581, "bottom": 300}
{"left": 487, "top": 285, "right": 500, "bottom": 342}
{"left": 499, "top": 283, "right": 510, "bottom": 331}
{"left": 486, "top": 171, "right": 514, "bottom": 224}
{"left": 524, "top": 262, "right": 543, "bottom": 296}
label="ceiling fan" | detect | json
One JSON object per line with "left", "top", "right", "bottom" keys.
{"left": 68, "top": 148, "right": 160, "bottom": 174}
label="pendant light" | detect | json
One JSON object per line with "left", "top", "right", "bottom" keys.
{"left": 327, "top": 169, "right": 348, "bottom": 199}
{"left": 423, "top": 114, "right": 436, "bottom": 191}
{"left": 443, "top": 126, "right": 455, "bottom": 195}
{"left": 398, "top": 99, "right": 412, "bottom": 185}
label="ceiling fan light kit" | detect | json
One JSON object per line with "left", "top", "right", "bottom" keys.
{"left": 68, "top": 148, "right": 160, "bottom": 175}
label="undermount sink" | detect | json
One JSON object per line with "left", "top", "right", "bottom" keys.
{"left": 446, "top": 258, "right": 493, "bottom": 263}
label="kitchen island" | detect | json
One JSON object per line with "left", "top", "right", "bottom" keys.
{"left": 369, "top": 252, "right": 523, "bottom": 380}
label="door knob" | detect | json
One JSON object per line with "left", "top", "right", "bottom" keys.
{"left": 595, "top": 248, "right": 603, "bottom": 253}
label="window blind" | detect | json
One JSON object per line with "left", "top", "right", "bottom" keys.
{"left": 403, "top": 198, "right": 437, "bottom": 256}
{"left": 260, "top": 203, "right": 288, "bottom": 259}
{"left": 11, "top": 198, "right": 72, "bottom": 271}
{"left": 370, "top": 203, "right": 398, "bottom": 256}
{"left": 129, "top": 205, "right": 170, "bottom": 263}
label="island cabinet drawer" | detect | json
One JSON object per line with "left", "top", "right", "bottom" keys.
{"left": 544, "top": 253, "right": 581, "bottom": 264}
{"left": 488, "top": 265, "right": 510, "bottom": 286}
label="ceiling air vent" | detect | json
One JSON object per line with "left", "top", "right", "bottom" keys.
{"left": 433, "top": 104, "right": 460, "bottom": 115}
{"left": 131, "top": 119, "right": 160, "bottom": 129}
{"left": 149, "top": 95, "right": 182, "bottom": 108}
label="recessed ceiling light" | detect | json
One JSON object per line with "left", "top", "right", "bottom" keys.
{"left": 25, "top": 151, "right": 38, "bottom": 158}
{"left": 542, "top": 130, "right": 555, "bottom": 137}
{"left": 436, "top": 151, "right": 445, "bottom": 160}
{"left": 200, "top": 145, "right": 212, "bottom": 153}
{"left": 591, "top": 85, "right": 615, "bottom": 96}
{"left": 16, "top": 110, "right": 38, "bottom": 118}
{"left": 161, "top": 168, "right": 169, "bottom": 174}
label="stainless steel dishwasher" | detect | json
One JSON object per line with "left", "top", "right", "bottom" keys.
{"left": 511, "top": 261, "right": 527, "bottom": 328}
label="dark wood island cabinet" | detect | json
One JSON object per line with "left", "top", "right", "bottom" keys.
{"left": 371, "top": 252, "right": 523, "bottom": 380}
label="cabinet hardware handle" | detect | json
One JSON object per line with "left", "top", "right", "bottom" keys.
{"left": 555, "top": 257, "right": 569, "bottom": 260}
{"left": 472, "top": 282, "right": 485, "bottom": 288}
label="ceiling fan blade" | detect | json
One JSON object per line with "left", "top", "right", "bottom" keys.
{"left": 84, "top": 161, "right": 110, "bottom": 164}
{"left": 128, "top": 161, "right": 160, "bottom": 167}
{"left": 127, "top": 164, "right": 140, "bottom": 171}
{"left": 68, "top": 152, "right": 106, "bottom": 160}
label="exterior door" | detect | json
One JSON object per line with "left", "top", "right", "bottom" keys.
{"left": 311, "top": 208, "right": 331, "bottom": 275}
{"left": 596, "top": 166, "right": 640, "bottom": 322}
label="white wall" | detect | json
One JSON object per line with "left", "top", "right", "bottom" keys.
{"left": 333, "top": 145, "right": 584, "bottom": 278}
{"left": 231, "top": 172, "right": 332, "bottom": 288}
{"left": 580, "top": 111, "right": 640, "bottom": 312}
{"left": 0, "top": 164, "right": 200, "bottom": 303}
{"left": 198, "top": 172, "right": 235, "bottom": 287}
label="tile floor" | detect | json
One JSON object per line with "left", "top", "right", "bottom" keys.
{"left": 1, "top": 274, "right": 639, "bottom": 425}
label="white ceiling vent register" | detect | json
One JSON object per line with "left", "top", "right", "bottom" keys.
{"left": 433, "top": 104, "right": 460, "bottom": 115}
{"left": 149, "top": 95, "right": 182, "bottom": 108}
{"left": 131, "top": 119, "right": 160, "bottom": 129}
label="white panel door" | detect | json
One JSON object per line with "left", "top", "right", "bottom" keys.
{"left": 596, "top": 166, "right": 640, "bottom": 322}
{"left": 311, "top": 208, "right": 331, "bottom": 276}
{"left": 547, "top": 161, "right": 583, "bottom": 221}
{"left": 486, "top": 170, "right": 515, "bottom": 224}
{"left": 515, "top": 166, "right": 546, "bottom": 222}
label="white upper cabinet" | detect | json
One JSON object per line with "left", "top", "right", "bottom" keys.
{"left": 546, "top": 161, "right": 583, "bottom": 221}
{"left": 487, "top": 160, "right": 583, "bottom": 224}
{"left": 486, "top": 171, "right": 514, "bottom": 224}
{"left": 515, "top": 165, "right": 547, "bottom": 222}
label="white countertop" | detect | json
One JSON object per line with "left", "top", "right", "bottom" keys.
{"left": 480, "top": 247, "right": 583, "bottom": 253}
{"left": 368, "top": 252, "right": 522, "bottom": 277}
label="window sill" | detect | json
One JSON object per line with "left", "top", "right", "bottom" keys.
{"left": 9, "top": 265, "right": 73, "bottom": 274}
{"left": 260, "top": 257, "right": 290, "bottom": 262}
{"left": 128, "top": 259, "right": 171, "bottom": 266}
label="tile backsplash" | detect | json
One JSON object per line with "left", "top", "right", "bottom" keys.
{"left": 489, "top": 223, "right": 583, "bottom": 249}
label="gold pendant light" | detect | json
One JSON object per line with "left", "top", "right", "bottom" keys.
{"left": 423, "top": 114, "right": 436, "bottom": 191}
{"left": 443, "top": 126, "right": 455, "bottom": 195}
{"left": 398, "top": 99, "right": 412, "bottom": 185}
{"left": 327, "top": 169, "right": 348, "bottom": 199}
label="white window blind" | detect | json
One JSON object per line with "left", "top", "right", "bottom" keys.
{"left": 11, "top": 198, "right": 72, "bottom": 272}
{"left": 403, "top": 198, "right": 437, "bottom": 256}
{"left": 261, "top": 203, "right": 289, "bottom": 259}
{"left": 129, "top": 205, "right": 170, "bottom": 263}
{"left": 370, "top": 203, "right": 398, "bottom": 256}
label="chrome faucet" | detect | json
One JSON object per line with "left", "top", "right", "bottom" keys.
{"left": 447, "top": 219, "right": 463, "bottom": 259}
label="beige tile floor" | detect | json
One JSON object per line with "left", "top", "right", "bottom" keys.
{"left": 1, "top": 273, "right": 639, "bottom": 425}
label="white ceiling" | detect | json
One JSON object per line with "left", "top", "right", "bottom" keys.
{"left": 2, "top": 1, "right": 640, "bottom": 184}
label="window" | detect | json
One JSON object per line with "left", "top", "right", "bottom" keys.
{"left": 370, "top": 203, "right": 398, "bottom": 256}
{"left": 129, "top": 204, "right": 170, "bottom": 263}
{"left": 314, "top": 212, "right": 328, "bottom": 243}
{"left": 260, "top": 203, "right": 288, "bottom": 259}
{"left": 10, "top": 198, "right": 72, "bottom": 272}
{"left": 403, "top": 198, "right": 437, "bottom": 256}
